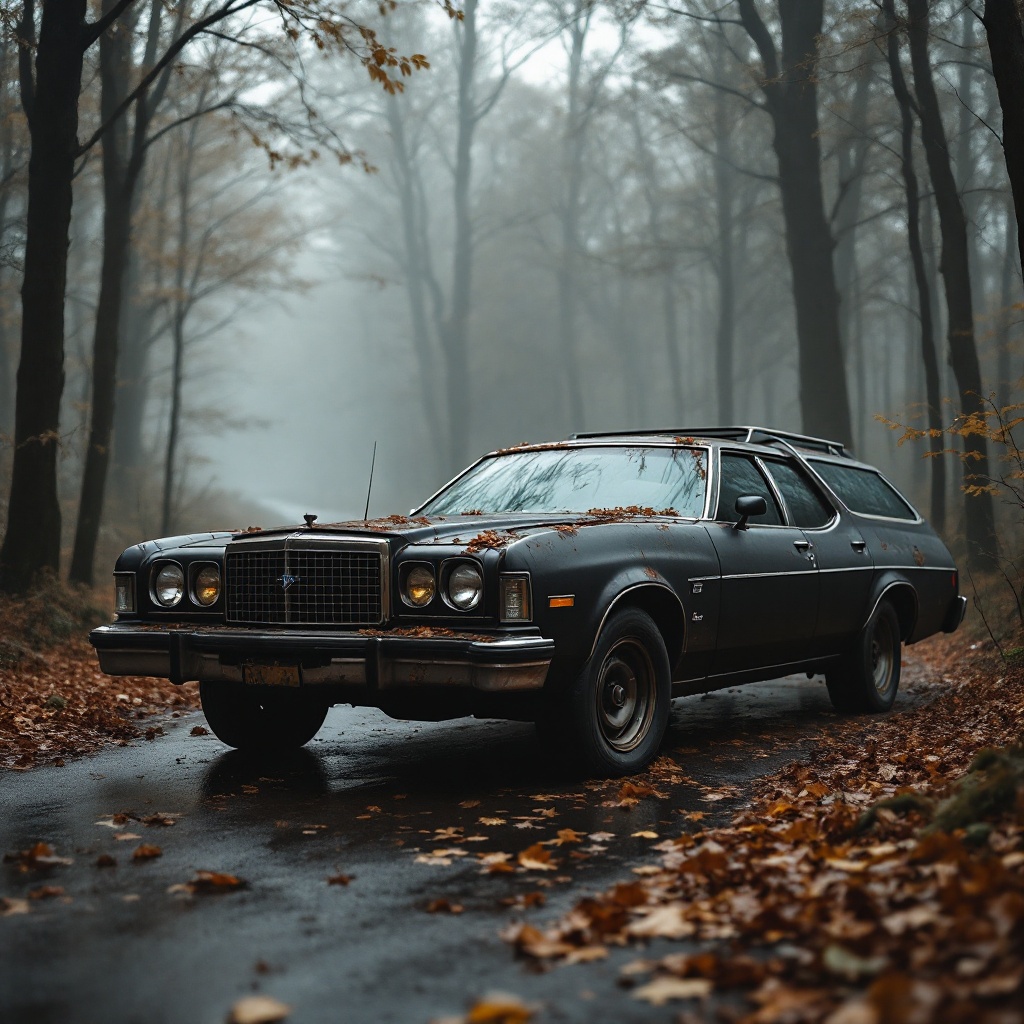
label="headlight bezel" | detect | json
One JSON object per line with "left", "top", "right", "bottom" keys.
{"left": 151, "top": 561, "right": 185, "bottom": 609}
{"left": 400, "top": 562, "right": 437, "bottom": 608}
{"left": 442, "top": 559, "right": 484, "bottom": 612}
{"left": 190, "top": 562, "right": 222, "bottom": 607}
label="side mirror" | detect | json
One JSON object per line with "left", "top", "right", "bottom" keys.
{"left": 734, "top": 494, "right": 767, "bottom": 530}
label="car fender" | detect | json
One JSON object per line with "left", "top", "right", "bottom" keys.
{"left": 573, "top": 572, "right": 688, "bottom": 679}
{"left": 863, "top": 572, "right": 919, "bottom": 642}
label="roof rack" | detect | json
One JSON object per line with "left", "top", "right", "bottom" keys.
{"left": 568, "top": 425, "right": 849, "bottom": 458}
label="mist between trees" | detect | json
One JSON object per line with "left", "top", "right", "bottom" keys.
{"left": 0, "top": 0, "right": 1022, "bottom": 592}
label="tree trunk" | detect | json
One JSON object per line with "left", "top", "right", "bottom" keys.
{"left": 736, "top": 0, "right": 853, "bottom": 447}
{"left": 557, "top": 1, "right": 589, "bottom": 432}
{"left": 983, "top": 0, "right": 1024, "bottom": 276}
{"left": 442, "top": 0, "right": 477, "bottom": 470}
{"left": 882, "top": 0, "right": 945, "bottom": 533}
{"left": 996, "top": 197, "right": 1018, "bottom": 412}
{"left": 712, "top": 68, "right": 736, "bottom": 424}
{"left": 906, "top": 0, "right": 997, "bottom": 568}
{"left": 69, "top": 1, "right": 132, "bottom": 585}
{"left": 0, "top": 0, "right": 87, "bottom": 593}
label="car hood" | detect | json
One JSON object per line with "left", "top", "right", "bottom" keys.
{"left": 227, "top": 510, "right": 698, "bottom": 551}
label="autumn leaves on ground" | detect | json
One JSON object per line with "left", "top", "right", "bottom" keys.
{"left": 0, "top": 578, "right": 197, "bottom": 770}
{"left": 2, "top": 585, "right": 1023, "bottom": 1024}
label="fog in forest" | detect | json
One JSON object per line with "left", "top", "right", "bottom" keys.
{"left": 1, "top": 0, "right": 1022, "bottom": 583}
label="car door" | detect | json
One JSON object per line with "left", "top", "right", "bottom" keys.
{"left": 760, "top": 457, "right": 874, "bottom": 659}
{"left": 706, "top": 451, "right": 818, "bottom": 676}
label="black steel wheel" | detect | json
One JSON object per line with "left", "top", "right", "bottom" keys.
{"left": 547, "top": 607, "right": 670, "bottom": 777}
{"left": 199, "top": 682, "right": 328, "bottom": 751}
{"left": 825, "top": 600, "right": 902, "bottom": 713}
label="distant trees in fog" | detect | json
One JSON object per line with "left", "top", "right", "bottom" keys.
{"left": 0, "top": 0, "right": 1022, "bottom": 590}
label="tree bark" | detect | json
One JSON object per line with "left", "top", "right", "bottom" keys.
{"left": 882, "top": 0, "right": 945, "bottom": 533}
{"left": 69, "top": 0, "right": 133, "bottom": 585}
{"left": 736, "top": 0, "right": 853, "bottom": 447}
{"left": 712, "top": 67, "right": 736, "bottom": 424}
{"left": 0, "top": 0, "right": 88, "bottom": 592}
{"left": 557, "top": 1, "right": 589, "bottom": 432}
{"left": 906, "top": 0, "right": 997, "bottom": 568}
{"left": 983, "top": 0, "right": 1024, "bottom": 276}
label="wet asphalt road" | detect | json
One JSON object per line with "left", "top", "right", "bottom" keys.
{"left": 0, "top": 662, "right": 936, "bottom": 1024}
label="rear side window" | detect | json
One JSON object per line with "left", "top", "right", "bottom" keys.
{"left": 810, "top": 462, "right": 917, "bottom": 521}
{"left": 764, "top": 460, "right": 835, "bottom": 528}
{"left": 716, "top": 454, "right": 783, "bottom": 525}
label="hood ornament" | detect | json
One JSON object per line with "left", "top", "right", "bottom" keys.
{"left": 303, "top": 513, "right": 317, "bottom": 528}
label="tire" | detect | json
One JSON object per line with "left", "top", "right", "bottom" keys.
{"left": 199, "top": 681, "right": 328, "bottom": 751}
{"left": 825, "top": 600, "right": 902, "bottom": 713}
{"left": 540, "top": 608, "right": 671, "bottom": 777}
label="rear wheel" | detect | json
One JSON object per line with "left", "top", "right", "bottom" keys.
{"left": 539, "top": 608, "right": 670, "bottom": 777}
{"left": 825, "top": 600, "right": 901, "bottom": 713}
{"left": 199, "top": 682, "right": 328, "bottom": 751}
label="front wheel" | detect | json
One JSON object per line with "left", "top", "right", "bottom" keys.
{"left": 199, "top": 682, "right": 328, "bottom": 751}
{"left": 825, "top": 600, "right": 901, "bottom": 713}
{"left": 542, "top": 608, "right": 670, "bottom": 777}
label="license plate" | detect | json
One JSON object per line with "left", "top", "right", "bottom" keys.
{"left": 242, "top": 663, "right": 300, "bottom": 687}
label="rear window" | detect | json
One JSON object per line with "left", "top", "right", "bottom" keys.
{"left": 809, "top": 462, "right": 917, "bottom": 521}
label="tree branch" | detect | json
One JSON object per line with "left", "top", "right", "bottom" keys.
{"left": 82, "top": 0, "right": 142, "bottom": 49}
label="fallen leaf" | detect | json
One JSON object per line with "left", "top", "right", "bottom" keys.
{"left": 228, "top": 994, "right": 291, "bottom": 1024}
{"left": 28, "top": 885, "right": 64, "bottom": 900}
{"left": 96, "top": 854, "right": 117, "bottom": 868}
{"left": 632, "top": 977, "right": 711, "bottom": 1005}
{"left": 631, "top": 831, "right": 659, "bottom": 839}
{"left": 517, "top": 844, "right": 556, "bottom": 871}
{"left": 479, "top": 817, "right": 505, "bottom": 826}
{"left": 426, "top": 898, "right": 464, "bottom": 914}
{"left": 464, "top": 991, "right": 536, "bottom": 1023}
{"left": 132, "top": 844, "right": 162, "bottom": 861}
{"left": 625, "top": 904, "right": 696, "bottom": 939}
{"left": 327, "top": 874, "right": 352, "bottom": 886}
{"left": 0, "top": 897, "right": 30, "bottom": 916}
{"left": 190, "top": 725, "right": 208, "bottom": 736}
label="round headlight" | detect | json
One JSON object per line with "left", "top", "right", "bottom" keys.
{"left": 447, "top": 563, "right": 483, "bottom": 611}
{"left": 403, "top": 565, "right": 435, "bottom": 607}
{"left": 193, "top": 565, "right": 221, "bottom": 607}
{"left": 153, "top": 563, "right": 184, "bottom": 608}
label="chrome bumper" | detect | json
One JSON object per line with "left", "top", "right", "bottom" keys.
{"left": 89, "top": 624, "right": 554, "bottom": 693}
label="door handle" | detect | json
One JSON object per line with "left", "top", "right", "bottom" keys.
{"left": 851, "top": 539, "right": 867, "bottom": 551}
{"left": 794, "top": 540, "right": 811, "bottom": 551}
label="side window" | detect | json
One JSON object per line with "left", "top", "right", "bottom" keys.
{"left": 764, "top": 460, "right": 835, "bottom": 529}
{"left": 810, "top": 462, "right": 918, "bottom": 521}
{"left": 716, "top": 454, "right": 783, "bottom": 525}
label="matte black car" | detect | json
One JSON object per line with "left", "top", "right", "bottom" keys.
{"left": 91, "top": 426, "right": 966, "bottom": 776}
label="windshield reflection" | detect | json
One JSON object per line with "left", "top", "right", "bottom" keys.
{"left": 421, "top": 446, "right": 707, "bottom": 516}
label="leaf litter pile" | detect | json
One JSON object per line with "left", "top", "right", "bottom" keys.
{"left": 0, "top": 581, "right": 198, "bottom": 770}
{"left": 500, "top": 641, "right": 1024, "bottom": 1023}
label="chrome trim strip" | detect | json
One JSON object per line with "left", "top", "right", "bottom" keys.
{"left": 721, "top": 569, "right": 818, "bottom": 580}
{"left": 863, "top": 580, "right": 919, "bottom": 635}
{"left": 702, "top": 654, "right": 834, "bottom": 682}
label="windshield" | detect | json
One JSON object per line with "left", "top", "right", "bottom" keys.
{"left": 420, "top": 446, "right": 708, "bottom": 516}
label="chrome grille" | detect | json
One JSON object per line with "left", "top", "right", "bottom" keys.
{"left": 226, "top": 546, "right": 383, "bottom": 625}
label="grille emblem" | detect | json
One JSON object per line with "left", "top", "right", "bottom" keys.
{"left": 278, "top": 574, "right": 301, "bottom": 591}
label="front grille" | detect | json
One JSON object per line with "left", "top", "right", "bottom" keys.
{"left": 226, "top": 546, "right": 383, "bottom": 625}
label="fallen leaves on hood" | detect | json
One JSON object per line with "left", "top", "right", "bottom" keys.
{"left": 326, "top": 874, "right": 352, "bottom": 886}
{"left": 27, "top": 884, "right": 65, "bottom": 900}
{"left": 227, "top": 995, "right": 291, "bottom": 1024}
{"left": 131, "top": 844, "right": 162, "bottom": 861}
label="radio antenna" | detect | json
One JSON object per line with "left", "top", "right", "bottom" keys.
{"left": 363, "top": 441, "right": 377, "bottom": 521}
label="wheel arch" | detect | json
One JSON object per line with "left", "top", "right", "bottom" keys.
{"left": 868, "top": 578, "right": 919, "bottom": 642}
{"left": 589, "top": 582, "right": 686, "bottom": 672}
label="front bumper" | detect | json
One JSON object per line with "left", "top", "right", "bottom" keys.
{"left": 89, "top": 623, "right": 554, "bottom": 693}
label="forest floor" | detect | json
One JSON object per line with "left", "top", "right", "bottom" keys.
{"left": 0, "top": 581, "right": 198, "bottom": 770}
{"left": 1, "top": 586, "right": 1022, "bottom": 1022}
